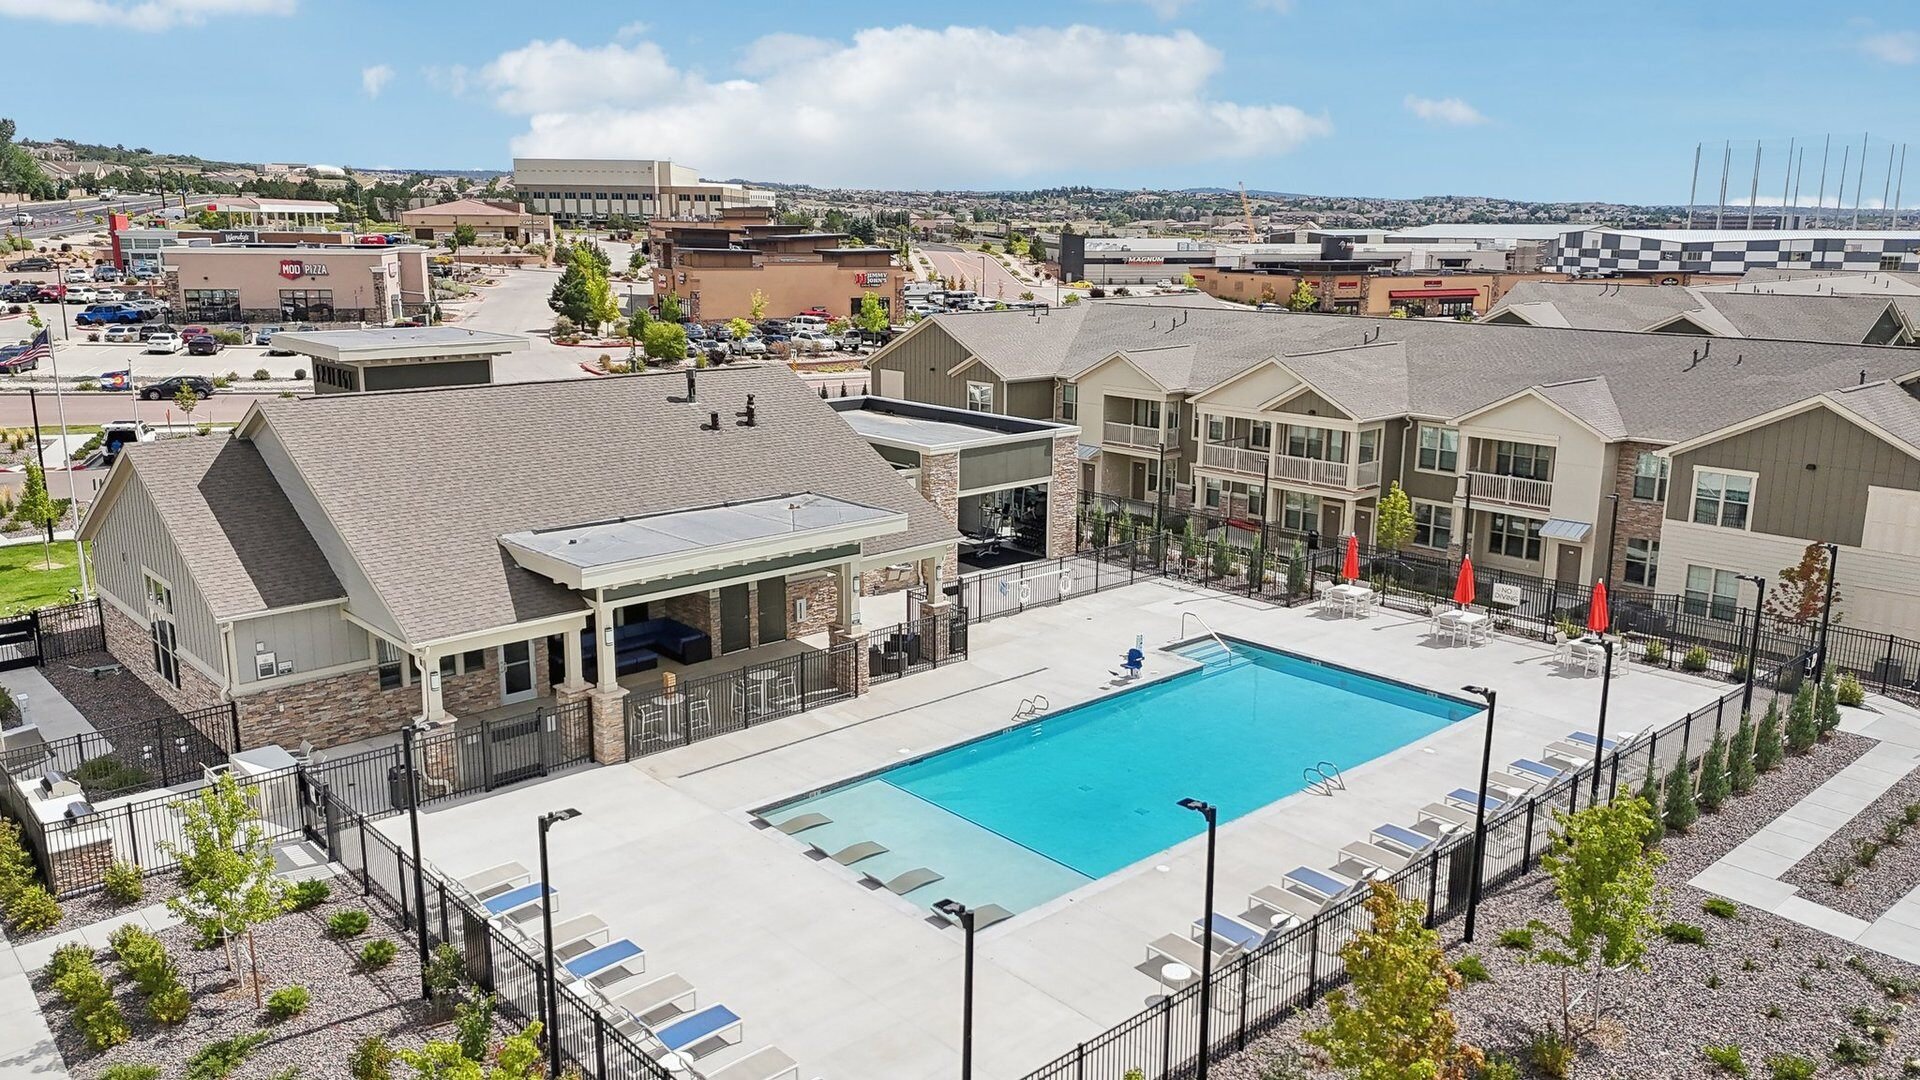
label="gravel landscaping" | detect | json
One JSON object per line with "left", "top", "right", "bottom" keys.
{"left": 1218, "top": 730, "right": 1920, "bottom": 1080}
{"left": 1780, "top": 757, "right": 1920, "bottom": 922}
{"left": 41, "top": 650, "right": 177, "bottom": 729}
{"left": 10, "top": 873, "right": 186, "bottom": 946}
{"left": 35, "top": 881, "right": 505, "bottom": 1079}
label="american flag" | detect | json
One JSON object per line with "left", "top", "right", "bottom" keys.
{"left": 19, "top": 328, "right": 52, "bottom": 366}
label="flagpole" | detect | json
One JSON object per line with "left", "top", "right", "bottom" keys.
{"left": 44, "top": 335, "right": 91, "bottom": 600}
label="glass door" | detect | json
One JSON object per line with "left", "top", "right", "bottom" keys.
{"left": 499, "top": 640, "right": 535, "bottom": 704}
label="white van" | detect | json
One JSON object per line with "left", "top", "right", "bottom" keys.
{"left": 788, "top": 315, "right": 830, "bottom": 332}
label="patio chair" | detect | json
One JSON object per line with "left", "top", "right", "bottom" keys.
{"left": 860, "top": 866, "right": 944, "bottom": 896}
{"left": 1402, "top": 818, "right": 1465, "bottom": 845}
{"left": 1567, "top": 729, "right": 1636, "bottom": 750}
{"left": 1509, "top": 758, "right": 1568, "bottom": 784}
{"left": 457, "top": 861, "right": 532, "bottom": 902}
{"left": 1326, "top": 854, "right": 1394, "bottom": 885}
{"left": 1247, "top": 883, "right": 1333, "bottom": 924}
{"left": 1339, "top": 840, "right": 1412, "bottom": 873}
{"left": 705, "top": 1047, "right": 801, "bottom": 1080}
{"left": 598, "top": 972, "right": 698, "bottom": 1029}
{"left": 1371, "top": 822, "right": 1444, "bottom": 855}
{"left": 1146, "top": 932, "right": 1243, "bottom": 973}
{"left": 807, "top": 839, "right": 888, "bottom": 866}
{"left": 772, "top": 673, "right": 801, "bottom": 709}
{"left": 1193, "top": 911, "right": 1272, "bottom": 952}
{"left": 653, "top": 1003, "right": 744, "bottom": 1058}
{"left": 689, "top": 698, "right": 716, "bottom": 739}
{"left": 1420, "top": 802, "right": 1477, "bottom": 830}
{"left": 1468, "top": 618, "right": 1495, "bottom": 646}
{"left": 565, "top": 938, "right": 646, "bottom": 987}
{"left": 1443, "top": 787, "right": 1505, "bottom": 812}
{"left": 545, "top": 914, "right": 611, "bottom": 965}
{"left": 1283, "top": 865, "right": 1358, "bottom": 902}
{"left": 291, "top": 738, "right": 325, "bottom": 766}
{"left": 481, "top": 881, "right": 552, "bottom": 923}
{"left": 1487, "top": 771, "right": 1543, "bottom": 796}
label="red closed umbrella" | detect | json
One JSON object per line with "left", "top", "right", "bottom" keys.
{"left": 1342, "top": 534, "right": 1360, "bottom": 583}
{"left": 1588, "top": 580, "right": 1610, "bottom": 635}
{"left": 1453, "top": 556, "right": 1476, "bottom": 607}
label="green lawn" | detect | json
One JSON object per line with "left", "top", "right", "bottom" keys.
{"left": 0, "top": 541, "right": 85, "bottom": 615}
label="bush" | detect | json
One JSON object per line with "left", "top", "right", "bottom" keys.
{"left": 185, "top": 1032, "right": 268, "bottom": 1080}
{"left": 103, "top": 860, "right": 145, "bottom": 905}
{"left": 46, "top": 942, "right": 96, "bottom": 983}
{"left": 1815, "top": 674, "right": 1842, "bottom": 740}
{"left": 1664, "top": 762, "right": 1700, "bottom": 833}
{"left": 211, "top": 330, "right": 243, "bottom": 345}
{"left": 1786, "top": 684, "right": 1818, "bottom": 754}
{"left": 110, "top": 924, "right": 174, "bottom": 993}
{"left": 425, "top": 942, "right": 465, "bottom": 1000}
{"left": 1682, "top": 645, "right": 1712, "bottom": 672}
{"left": 6, "top": 883, "right": 61, "bottom": 933}
{"left": 252, "top": 368, "right": 271, "bottom": 380}
{"left": 1698, "top": 733, "right": 1731, "bottom": 813}
{"left": 148, "top": 980, "right": 191, "bottom": 1024}
{"left": 1451, "top": 953, "right": 1491, "bottom": 984}
{"left": 1836, "top": 671, "right": 1866, "bottom": 707}
{"left": 1663, "top": 921, "right": 1709, "bottom": 945}
{"left": 266, "top": 984, "right": 311, "bottom": 1021}
{"left": 1702, "top": 897, "right": 1739, "bottom": 919}
{"left": 1495, "top": 926, "right": 1534, "bottom": 950}
{"left": 71, "top": 755, "right": 153, "bottom": 795}
{"left": 56, "top": 964, "right": 129, "bottom": 1050}
{"left": 1729, "top": 711, "right": 1757, "bottom": 795}
{"left": 454, "top": 991, "right": 497, "bottom": 1061}
{"left": 1830, "top": 1034, "right": 1877, "bottom": 1066}
{"left": 1527, "top": 1028, "right": 1576, "bottom": 1079}
{"left": 292, "top": 368, "right": 306, "bottom": 380}
{"left": 1479, "top": 1058, "right": 1520, "bottom": 1080}
{"left": 284, "top": 878, "right": 331, "bottom": 911}
{"left": 1854, "top": 838, "right": 1882, "bottom": 868}
{"left": 359, "top": 937, "right": 398, "bottom": 970}
{"left": 1755, "top": 698, "right": 1786, "bottom": 773}
{"left": 350, "top": 1035, "right": 395, "bottom": 1080}
{"left": 1641, "top": 639, "right": 1666, "bottom": 665}
{"left": 102, "top": 1066, "right": 161, "bottom": 1080}
{"left": 1704, "top": 1043, "right": 1749, "bottom": 1076}
{"left": 327, "top": 907, "right": 371, "bottom": 937}
{"left": 1826, "top": 862, "right": 1857, "bottom": 887}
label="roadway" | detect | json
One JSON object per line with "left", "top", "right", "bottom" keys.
{"left": 8, "top": 194, "right": 167, "bottom": 239}
{"left": 919, "top": 242, "right": 1068, "bottom": 305}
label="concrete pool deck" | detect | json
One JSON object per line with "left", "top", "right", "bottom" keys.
{"left": 382, "top": 580, "right": 1734, "bottom": 1079}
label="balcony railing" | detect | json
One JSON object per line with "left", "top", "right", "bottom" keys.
{"left": 1356, "top": 459, "right": 1381, "bottom": 488}
{"left": 1201, "top": 443, "right": 1270, "bottom": 475}
{"left": 1272, "top": 454, "right": 1348, "bottom": 487}
{"left": 1103, "top": 421, "right": 1166, "bottom": 449}
{"left": 1469, "top": 470, "right": 1553, "bottom": 511}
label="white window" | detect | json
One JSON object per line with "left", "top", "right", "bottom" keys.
{"left": 1632, "top": 452, "right": 1669, "bottom": 502}
{"left": 1624, "top": 538, "right": 1659, "bottom": 587}
{"left": 144, "top": 571, "right": 179, "bottom": 688}
{"left": 1691, "top": 468, "right": 1753, "bottom": 530}
{"left": 1058, "top": 382, "right": 1077, "bottom": 422}
{"left": 1416, "top": 424, "right": 1459, "bottom": 473}
{"left": 1486, "top": 513, "right": 1543, "bottom": 561}
{"left": 1493, "top": 440, "right": 1553, "bottom": 481}
{"left": 1280, "top": 490, "right": 1319, "bottom": 532}
{"left": 1206, "top": 415, "right": 1225, "bottom": 443}
{"left": 1249, "top": 420, "right": 1272, "bottom": 451}
{"left": 1685, "top": 565, "right": 1742, "bottom": 621}
{"left": 1413, "top": 502, "right": 1453, "bottom": 550}
{"left": 1203, "top": 476, "right": 1223, "bottom": 508}
{"left": 376, "top": 638, "right": 406, "bottom": 691}
{"left": 966, "top": 381, "right": 994, "bottom": 412}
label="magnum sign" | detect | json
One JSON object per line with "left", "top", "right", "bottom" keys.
{"left": 279, "top": 259, "right": 328, "bottom": 279}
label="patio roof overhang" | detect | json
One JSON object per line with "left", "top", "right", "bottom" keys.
{"left": 499, "top": 493, "right": 908, "bottom": 592}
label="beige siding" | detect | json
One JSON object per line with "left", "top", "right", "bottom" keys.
{"left": 1655, "top": 519, "right": 1920, "bottom": 638}
{"left": 1273, "top": 388, "right": 1347, "bottom": 419}
{"left": 89, "top": 469, "right": 223, "bottom": 673}
{"left": 1198, "top": 364, "right": 1298, "bottom": 413}
{"left": 232, "top": 606, "right": 370, "bottom": 685}
{"left": 865, "top": 322, "right": 979, "bottom": 410}
{"left": 1003, "top": 380, "right": 1053, "bottom": 420}
{"left": 958, "top": 442, "right": 1050, "bottom": 493}
{"left": 1666, "top": 405, "right": 1920, "bottom": 547}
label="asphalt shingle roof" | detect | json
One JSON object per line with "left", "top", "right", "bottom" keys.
{"left": 248, "top": 366, "right": 957, "bottom": 643}
{"left": 1825, "top": 380, "right": 1920, "bottom": 452}
{"left": 1486, "top": 281, "right": 1907, "bottom": 344}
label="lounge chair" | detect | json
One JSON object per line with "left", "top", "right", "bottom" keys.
{"left": 765, "top": 812, "right": 831, "bottom": 835}
{"left": 1247, "top": 884, "right": 1329, "bottom": 924}
{"left": 481, "top": 882, "right": 551, "bottom": 922}
{"left": 1443, "top": 788, "right": 1504, "bottom": 812}
{"left": 545, "top": 914, "right": 610, "bottom": 964}
{"left": 1567, "top": 729, "right": 1634, "bottom": 750}
{"left": 808, "top": 839, "right": 888, "bottom": 866}
{"left": 457, "top": 861, "right": 531, "bottom": 901}
{"left": 1420, "top": 802, "right": 1477, "bottom": 829}
{"left": 565, "top": 938, "right": 645, "bottom": 985}
{"left": 1543, "top": 740, "right": 1601, "bottom": 768}
{"left": 599, "top": 973, "right": 698, "bottom": 1030}
{"left": 860, "top": 867, "right": 944, "bottom": 896}
{"left": 706, "top": 1047, "right": 801, "bottom": 1080}
{"left": 1509, "top": 758, "right": 1567, "bottom": 783}
{"left": 937, "top": 902, "right": 1014, "bottom": 930}
{"left": 654, "top": 1003, "right": 744, "bottom": 1057}
{"left": 1147, "top": 934, "right": 1244, "bottom": 974}
{"left": 1487, "top": 771, "right": 1542, "bottom": 795}
{"left": 1340, "top": 840, "right": 1412, "bottom": 873}
{"left": 1285, "top": 865, "right": 1358, "bottom": 901}
{"left": 1327, "top": 854, "right": 1393, "bottom": 884}
{"left": 1194, "top": 912, "right": 1270, "bottom": 951}
{"left": 1372, "top": 822, "right": 1443, "bottom": 855}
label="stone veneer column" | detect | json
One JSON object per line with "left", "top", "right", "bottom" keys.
{"left": 587, "top": 686, "right": 630, "bottom": 765}
{"left": 1047, "top": 433, "right": 1080, "bottom": 557}
{"left": 924, "top": 599, "right": 955, "bottom": 661}
{"left": 1607, "top": 441, "right": 1668, "bottom": 597}
{"left": 828, "top": 624, "right": 871, "bottom": 697}
{"left": 919, "top": 451, "right": 960, "bottom": 527}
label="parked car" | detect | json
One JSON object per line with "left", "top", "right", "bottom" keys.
{"left": 138, "top": 323, "right": 178, "bottom": 341}
{"left": 127, "top": 299, "right": 166, "bottom": 319}
{"left": 733, "top": 336, "right": 768, "bottom": 356}
{"left": 255, "top": 325, "right": 282, "bottom": 346}
{"left": 102, "top": 324, "right": 140, "bottom": 343}
{"left": 63, "top": 267, "right": 92, "bottom": 284}
{"left": 92, "top": 266, "right": 122, "bottom": 282}
{"left": 180, "top": 325, "right": 210, "bottom": 339}
{"left": 836, "top": 331, "right": 865, "bottom": 352}
{"left": 143, "top": 332, "right": 183, "bottom": 354}
{"left": 0, "top": 345, "right": 34, "bottom": 374}
{"left": 0, "top": 284, "right": 36, "bottom": 301}
{"left": 33, "top": 284, "right": 65, "bottom": 303}
{"left": 356, "top": 234, "right": 390, "bottom": 245}
{"left": 65, "top": 287, "right": 99, "bottom": 305}
{"left": 796, "top": 307, "right": 832, "bottom": 320}
{"left": 76, "top": 304, "right": 141, "bottom": 325}
{"left": 6, "top": 256, "right": 52, "bottom": 272}
{"left": 790, "top": 330, "right": 834, "bottom": 353}
{"left": 94, "top": 289, "right": 125, "bottom": 303}
{"left": 185, "top": 334, "right": 222, "bottom": 356}
{"left": 140, "top": 374, "right": 214, "bottom": 400}
{"left": 9, "top": 211, "right": 31, "bottom": 227}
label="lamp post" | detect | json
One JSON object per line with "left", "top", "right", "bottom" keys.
{"left": 538, "top": 808, "right": 582, "bottom": 1078}
{"left": 1178, "top": 797, "right": 1219, "bottom": 1078}
{"left": 1738, "top": 575, "right": 1768, "bottom": 718}
{"left": 1602, "top": 493, "right": 1621, "bottom": 607}
{"left": 400, "top": 724, "right": 430, "bottom": 999}
{"left": 931, "top": 899, "right": 977, "bottom": 1080}
{"left": 1591, "top": 639, "right": 1614, "bottom": 803}
{"left": 1460, "top": 686, "right": 1497, "bottom": 943}
{"left": 1814, "top": 543, "right": 1839, "bottom": 682}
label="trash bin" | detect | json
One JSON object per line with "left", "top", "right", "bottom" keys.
{"left": 386, "top": 764, "right": 416, "bottom": 811}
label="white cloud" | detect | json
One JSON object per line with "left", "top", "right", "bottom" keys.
{"left": 1861, "top": 31, "right": 1920, "bottom": 63}
{"left": 1248, "top": 0, "right": 1294, "bottom": 11}
{"left": 1403, "top": 94, "right": 1488, "bottom": 126}
{"left": 485, "top": 25, "right": 1330, "bottom": 188}
{"left": 614, "top": 20, "right": 649, "bottom": 41}
{"left": 424, "top": 64, "right": 470, "bottom": 96}
{"left": 0, "top": 0, "right": 292, "bottom": 31}
{"left": 360, "top": 64, "right": 393, "bottom": 99}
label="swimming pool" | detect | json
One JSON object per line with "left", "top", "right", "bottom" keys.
{"left": 760, "top": 639, "right": 1480, "bottom": 915}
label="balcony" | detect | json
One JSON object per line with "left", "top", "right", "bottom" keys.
{"left": 1272, "top": 454, "right": 1349, "bottom": 487}
{"left": 1102, "top": 421, "right": 1166, "bottom": 450}
{"left": 1468, "top": 471, "right": 1553, "bottom": 512}
{"left": 1201, "top": 443, "right": 1269, "bottom": 475}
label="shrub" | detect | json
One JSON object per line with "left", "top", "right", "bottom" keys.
{"left": 1826, "top": 862, "right": 1856, "bottom": 887}
{"left": 1884, "top": 817, "right": 1909, "bottom": 846}
{"left": 1730, "top": 656, "right": 1750, "bottom": 682}
{"left": 266, "top": 984, "right": 310, "bottom": 1021}
{"left": 359, "top": 937, "right": 398, "bottom": 970}
{"left": 1854, "top": 838, "right": 1883, "bottom": 868}
{"left": 103, "top": 860, "right": 145, "bottom": 905}
{"left": 454, "top": 991, "right": 497, "bottom": 1061}
{"left": 292, "top": 368, "right": 306, "bottom": 380}
{"left": 1815, "top": 674, "right": 1842, "bottom": 740}
{"left": 102, "top": 1066, "right": 162, "bottom": 1080}
{"left": 350, "top": 1035, "right": 396, "bottom": 1080}
{"left": 1663, "top": 762, "right": 1699, "bottom": 833}
{"left": 71, "top": 756, "right": 152, "bottom": 795}
{"left": 1641, "top": 639, "right": 1666, "bottom": 665}
{"left": 1755, "top": 698, "right": 1785, "bottom": 772}
{"left": 148, "top": 981, "right": 190, "bottom": 1024}
{"left": 1479, "top": 1058, "right": 1520, "bottom": 1080}
{"left": 1729, "top": 711, "right": 1757, "bottom": 795}
{"left": 46, "top": 942, "right": 96, "bottom": 983}
{"left": 1831, "top": 1034, "right": 1878, "bottom": 1066}
{"left": 1638, "top": 769, "right": 1666, "bottom": 846}
{"left": 56, "top": 964, "right": 129, "bottom": 1050}
{"left": 1682, "top": 645, "right": 1712, "bottom": 672}
{"left": 1527, "top": 1028, "right": 1576, "bottom": 1079}
{"left": 1697, "top": 733, "right": 1731, "bottom": 813}
{"left": 252, "top": 368, "right": 271, "bottom": 380}
{"left": 1908, "top": 804, "right": 1920, "bottom": 827}
{"left": 185, "top": 1032, "right": 268, "bottom": 1080}
{"left": 1704, "top": 1043, "right": 1749, "bottom": 1076}
{"left": 211, "top": 330, "right": 243, "bottom": 345}
{"left": 1786, "top": 683, "right": 1818, "bottom": 754}
{"left": 1703, "top": 897, "right": 1739, "bottom": 919}
{"left": 1662, "top": 921, "right": 1708, "bottom": 945}
{"left": 327, "top": 907, "right": 371, "bottom": 937}
{"left": 1452, "top": 953, "right": 1491, "bottom": 984}
{"left": 6, "top": 883, "right": 61, "bottom": 933}
{"left": 1496, "top": 926, "right": 1534, "bottom": 950}
{"left": 284, "top": 878, "right": 331, "bottom": 911}
{"left": 1836, "top": 671, "right": 1866, "bottom": 707}
{"left": 424, "top": 942, "right": 465, "bottom": 1000}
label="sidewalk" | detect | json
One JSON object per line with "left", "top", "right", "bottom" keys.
{"left": 0, "top": 666, "right": 95, "bottom": 743}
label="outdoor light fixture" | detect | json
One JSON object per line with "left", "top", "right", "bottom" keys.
{"left": 1736, "top": 575, "right": 1769, "bottom": 718}
{"left": 1178, "top": 797, "right": 1220, "bottom": 1079}
{"left": 1460, "top": 686, "right": 1497, "bottom": 943}
{"left": 427, "top": 670, "right": 441, "bottom": 695}
{"left": 602, "top": 626, "right": 614, "bottom": 649}
{"left": 932, "top": 899, "right": 977, "bottom": 1080}
{"left": 538, "top": 808, "right": 584, "bottom": 1077}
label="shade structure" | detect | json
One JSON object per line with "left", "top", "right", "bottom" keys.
{"left": 1588, "top": 580, "right": 1610, "bottom": 634}
{"left": 1342, "top": 534, "right": 1360, "bottom": 582}
{"left": 1453, "top": 556, "right": 1476, "bottom": 606}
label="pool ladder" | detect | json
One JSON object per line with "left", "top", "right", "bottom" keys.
{"left": 1013, "top": 695, "right": 1051, "bottom": 721}
{"left": 1303, "top": 760, "right": 1346, "bottom": 797}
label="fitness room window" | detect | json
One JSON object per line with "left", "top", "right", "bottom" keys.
{"left": 144, "top": 571, "right": 180, "bottom": 688}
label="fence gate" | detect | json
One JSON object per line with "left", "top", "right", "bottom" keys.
{"left": 298, "top": 770, "right": 337, "bottom": 852}
{"left": 0, "top": 613, "right": 36, "bottom": 671}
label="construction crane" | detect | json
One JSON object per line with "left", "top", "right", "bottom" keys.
{"left": 1238, "top": 181, "right": 1259, "bottom": 242}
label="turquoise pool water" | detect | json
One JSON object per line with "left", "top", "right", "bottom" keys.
{"left": 762, "top": 640, "right": 1479, "bottom": 914}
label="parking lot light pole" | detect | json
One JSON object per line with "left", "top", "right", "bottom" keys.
{"left": 400, "top": 724, "right": 430, "bottom": 998}
{"left": 1178, "top": 797, "right": 1219, "bottom": 1078}
{"left": 1461, "top": 686, "right": 1497, "bottom": 943}
{"left": 931, "top": 899, "right": 977, "bottom": 1080}
{"left": 538, "top": 808, "right": 582, "bottom": 1079}
{"left": 1815, "top": 544, "right": 1839, "bottom": 682}
{"left": 1738, "top": 575, "right": 1768, "bottom": 718}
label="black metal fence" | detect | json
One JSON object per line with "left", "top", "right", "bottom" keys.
{"left": 34, "top": 597, "right": 108, "bottom": 662}
{"left": 1016, "top": 651, "right": 1808, "bottom": 1080}
{"left": 622, "top": 642, "right": 858, "bottom": 759}
{"left": 0, "top": 702, "right": 237, "bottom": 801}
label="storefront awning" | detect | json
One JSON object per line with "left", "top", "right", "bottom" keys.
{"left": 1388, "top": 288, "right": 1481, "bottom": 299}
{"left": 1538, "top": 518, "right": 1593, "bottom": 542}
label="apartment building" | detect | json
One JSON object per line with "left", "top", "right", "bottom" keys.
{"left": 866, "top": 304, "right": 1920, "bottom": 634}
{"left": 511, "top": 158, "right": 774, "bottom": 225}
{"left": 1485, "top": 281, "right": 1918, "bottom": 344}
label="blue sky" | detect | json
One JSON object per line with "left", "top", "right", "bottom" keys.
{"left": 3, "top": 0, "right": 1919, "bottom": 202}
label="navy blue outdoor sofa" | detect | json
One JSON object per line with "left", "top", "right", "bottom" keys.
{"left": 579, "top": 618, "right": 713, "bottom": 681}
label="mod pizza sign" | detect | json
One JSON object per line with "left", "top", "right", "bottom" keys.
{"left": 278, "top": 260, "right": 328, "bottom": 279}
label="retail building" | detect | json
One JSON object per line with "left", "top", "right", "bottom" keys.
{"left": 512, "top": 158, "right": 774, "bottom": 225}
{"left": 399, "top": 198, "right": 553, "bottom": 245}
{"left": 162, "top": 244, "right": 431, "bottom": 324}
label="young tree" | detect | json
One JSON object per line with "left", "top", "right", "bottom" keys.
{"left": 546, "top": 252, "right": 594, "bottom": 326}
{"left": 748, "top": 289, "right": 768, "bottom": 321}
{"left": 1784, "top": 682, "right": 1818, "bottom": 754}
{"left": 1375, "top": 481, "right": 1416, "bottom": 553}
{"left": 1663, "top": 759, "right": 1699, "bottom": 832}
{"left": 1754, "top": 696, "right": 1785, "bottom": 772}
{"left": 1728, "top": 710, "right": 1757, "bottom": 794}
{"left": 1305, "top": 882, "right": 1485, "bottom": 1080}
{"left": 1529, "top": 795, "right": 1667, "bottom": 1039}
{"left": 1766, "top": 542, "right": 1840, "bottom": 628}
{"left": 1286, "top": 278, "right": 1317, "bottom": 311}
{"left": 5, "top": 462, "right": 66, "bottom": 570}
{"left": 1814, "top": 672, "right": 1842, "bottom": 740}
{"left": 656, "top": 291, "right": 683, "bottom": 324}
{"left": 856, "top": 291, "right": 889, "bottom": 335}
{"left": 172, "top": 382, "right": 199, "bottom": 419}
{"left": 627, "top": 249, "right": 645, "bottom": 274}
{"left": 444, "top": 223, "right": 477, "bottom": 266}
{"left": 641, "top": 321, "right": 687, "bottom": 363}
{"left": 1636, "top": 769, "right": 1666, "bottom": 847}
{"left": 1696, "top": 732, "right": 1731, "bottom": 813}
{"left": 161, "top": 773, "right": 284, "bottom": 1004}
{"left": 725, "top": 316, "right": 753, "bottom": 340}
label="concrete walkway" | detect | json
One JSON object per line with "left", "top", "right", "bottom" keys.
{"left": 1690, "top": 697, "right": 1920, "bottom": 963}
{"left": 0, "top": 667, "right": 96, "bottom": 743}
